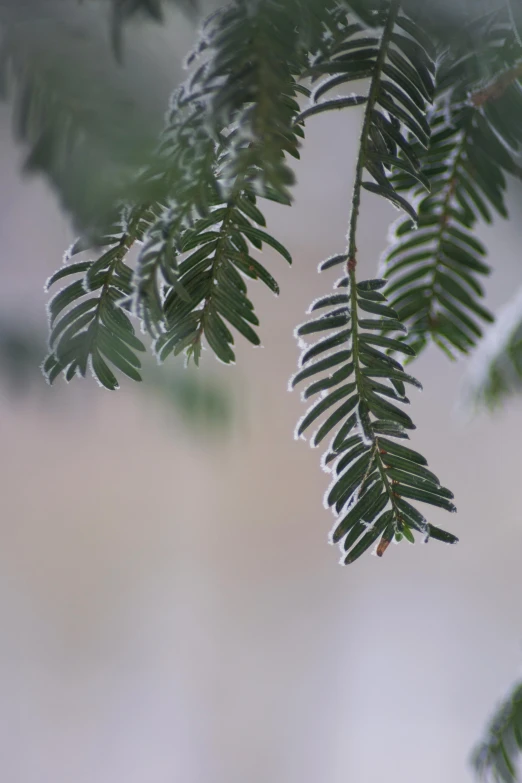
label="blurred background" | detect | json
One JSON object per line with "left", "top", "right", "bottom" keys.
{"left": 2, "top": 3, "right": 522, "bottom": 783}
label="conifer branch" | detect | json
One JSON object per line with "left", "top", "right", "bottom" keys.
{"left": 347, "top": 0, "right": 401, "bottom": 262}
{"left": 293, "top": 2, "right": 456, "bottom": 564}
{"left": 472, "top": 680, "right": 522, "bottom": 783}
{"left": 37, "top": 0, "right": 522, "bottom": 565}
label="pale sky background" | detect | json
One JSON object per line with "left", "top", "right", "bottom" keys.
{"left": 2, "top": 4, "right": 522, "bottom": 783}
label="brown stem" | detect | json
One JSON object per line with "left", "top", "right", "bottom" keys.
{"left": 470, "top": 61, "right": 522, "bottom": 106}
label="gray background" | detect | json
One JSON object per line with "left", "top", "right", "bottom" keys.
{"left": 1, "top": 4, "right": 522, "bottom": 782}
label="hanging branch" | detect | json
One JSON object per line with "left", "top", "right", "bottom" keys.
{"left": 293, "top": 1, "right": 457, "bottom": 564}
{"left": 382, "top": 7, "right": 522, "bottom": 357}
{"left": 39, "top": 0, "right": 522, "bottom": 565}
{"left": 472, "top": 680, "right": 522, "bottom": 783}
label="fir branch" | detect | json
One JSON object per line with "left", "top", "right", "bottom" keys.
{"left": 154, "top": 169, "right": 290, "bottom": 366}
{"left": 126, "top": 0, "right": 308, "bottom": 352}
{"left": 293, "top": 1, "right": 457, "bottom": 565}
{"left": 383, "top": 108, "right": 496, "bottom": 357}
{"left": 43, "top": 206, "right": 151, "bottom": 389}
{"left": 200, "top": 0, "right": 308, "bottom": 201}
{"left": 131, "top": 87, "right": 219, "bottom": 335}
{"left": 382, "top": 19, "right": 522, "bottom": 357}
{"left": 40, "top": 0, "right": 522, "bottom": 567}
{"left": 472, "top": 680, "right": 522, "bottom": 783}
{"left": 464, "top": 282, "right": 522, "bottom": 410}
{"left": 0, "top": 2, "right": 181, "bottom": 233}
{"left": 346, "top": 0, "right": 401, "bottom": 261}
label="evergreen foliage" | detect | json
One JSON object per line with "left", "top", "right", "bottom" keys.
{"left": 6, "top": 3, "right": 522, "bottom": 777}
{"left": 473, "top": 680, "right": 522, "bottom": 783}
{"left": 36, "top": 0, "right": 522, "bottom": 567}
{"left": 382, "top": 9, "right": 522, "bottom": 357}
{"left": 465, "top": 281, "right": 522, "bottom": 410}
{"left": 106, "top": 0, "right": 197, "bottom": 61}
{"left": 6, "top": 0, "right": 522, "bottom": 566}
{"left": 0, "top": 0, "right": 197, "bottom": 230}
